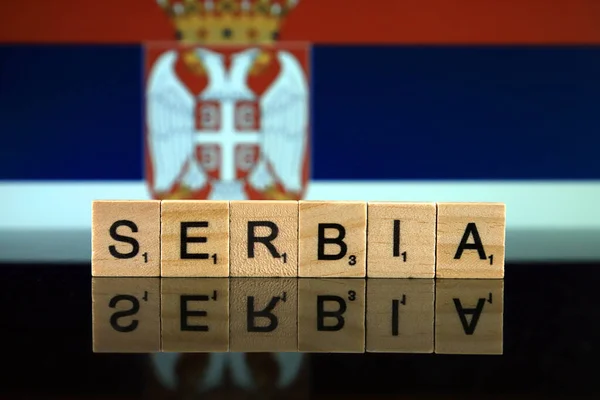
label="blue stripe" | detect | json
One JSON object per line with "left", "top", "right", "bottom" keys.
{"left": 0, "top": 45, "right": 143, "bottom": 180}
{"left": 1, "top": 45, "right": 599, "bottom": 180}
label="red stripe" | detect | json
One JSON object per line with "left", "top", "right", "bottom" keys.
{"left": 1, "top": 0, "right": 600, "bottom": 43}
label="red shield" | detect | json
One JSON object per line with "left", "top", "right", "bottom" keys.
{"left": 144, "top": 42, "right": 311, "bottom": 200}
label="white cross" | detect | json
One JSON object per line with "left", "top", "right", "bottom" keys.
{"left": 194, "top": 101, "right": 261, "bottom": 181}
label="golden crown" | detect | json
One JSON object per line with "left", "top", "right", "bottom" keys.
{"left": 156, "top": 0, "right": 300, "bottom": 45}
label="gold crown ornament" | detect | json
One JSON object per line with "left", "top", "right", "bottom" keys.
{"left": 156, "top": 0, "right": 300, "bottom": 45}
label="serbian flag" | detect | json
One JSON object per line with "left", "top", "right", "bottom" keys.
{"left": 1, "top": 0, "right": 600, "bottom": 262}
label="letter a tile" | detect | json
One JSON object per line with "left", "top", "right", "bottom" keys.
{"left": 161, "top": 200, "right": 229, "bottom": 277}
{"left": 436, "top": 202, "right": 505, "bottom": 279}
{"left": 230, "top": 201, "right": 298, "bottom": 277}
{"left": 298, "top": 201, "right": 366, "bottom": 278}
{"left": 435, "top": 279, "right": 504, "bottom": 354}
{"left": 92, "top": 200, "right": 160, "bottom": 277}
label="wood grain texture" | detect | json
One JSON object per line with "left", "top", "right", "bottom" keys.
{"left": 435, "top": 279, "right": 504, "bottom": 355}
{"left": 230, "top": 200, "right": 298, "bottom": 277}
{"left": 298, "top": 201, "right": 366, "bottom": 278}
{"left": 92, "top": 277, "right": 160, "bottom": 352}
{"left": 436, "top": 202, "right": 506, "bottom": 279}
{"left": 367, "top": 202, "right": 436, "bottom": 278}
{"left": 298, "top": 278, "right": 365, "bottom": 352}
{"left": 366, "top": 279, "right": 434, "bottom": 353}
{"left": 161, "top": 278, "right": 229, "bottom": 352}
{"left": 91, "top": 200, "right": 160, "bottom": 277}
{"left": 161, "top": 200, "right": 229, "bottom": 277}
{"left": 230, "top": 278, "right": 298, "bottom": 352}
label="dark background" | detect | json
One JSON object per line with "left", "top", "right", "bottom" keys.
{"left": 1, "top": 263, "right": 597, "bottom": 399}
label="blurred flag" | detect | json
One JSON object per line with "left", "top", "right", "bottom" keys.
{"left": 1, "top": 0, "right": 600, "bottom": 262}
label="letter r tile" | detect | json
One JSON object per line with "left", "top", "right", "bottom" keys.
{"left": 230, "top": 200, "right": 298, "bottom": 277}
{"left": 229, "top": 278, "right": 298, "bottom": 352}
{"left": 298, "top": 201, "right": 367, "bottom": 278}
{"left": 161, "top": 200, "right": 229, "bottom": 277}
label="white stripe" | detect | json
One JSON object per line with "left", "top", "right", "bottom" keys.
{"left": 1, "top": 180, "right": 599, "bottom": 262}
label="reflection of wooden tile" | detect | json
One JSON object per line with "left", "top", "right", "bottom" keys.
{"left": 435, "top": 279, "right": 504, "bottom": 354}
{"left": 298, "top": 279, "right": 365, "bottom": 352}
{"left": 92, "top": 201, "right": 161, "bottom": 276}
{"left": 298, "top": 201, "right": 366, "bottom": 278}
{"left": 230, "top": 201, "right": 298, "bottom": 277}
{"left": 436, "top": 202, "right": 505, "bottom": 279}
{"left": 229, "top": 278, "right": 298, "bottom": 352}
{"left": 367, "top": 202, "right": 436, "bottom": 278}
{"left": 161, "top": 278, "right": 229, "bottom": 352}
{"left": 92, "top": 278, "right": 160, "bottom": 352}
{"left": 161, "top": 200, "right": 229, "bottom": 277}
{"left": 366, "top": 279, "right": 434, "bottom": 353}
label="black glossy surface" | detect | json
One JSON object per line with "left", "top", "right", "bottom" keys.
{"left": 1, "top": 262, "right": 598, "bottom": 399}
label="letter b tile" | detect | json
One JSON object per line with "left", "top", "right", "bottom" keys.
{"left": 298, "top": 201, "right": 366, "bottom": 278}
{"left": 298, "top": 278, "right": 366, "bottom": 352}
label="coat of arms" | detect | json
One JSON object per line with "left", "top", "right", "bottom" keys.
{"left": 145, "top": 0, "right": 310, "bottom": 200}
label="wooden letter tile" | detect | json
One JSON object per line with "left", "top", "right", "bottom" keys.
{"left": 366, "top": 279, "right": 434, "bottom": 353}
{"left": 161, "top": 278, "right": 229, "bottom": 352}
{"left": 230, "top": 201, "right": 298, "bottom": 277}
{"left": 298, "top": 201, "right": 366, "bottom": 278}
{"left": 367, "top": 202, "right": 436, "bottom": 278}
{"left": 435, "top": 279, "right": 504, "bottom": 354}
{"left": 161, "top": 200, "right": 229, "bottom": 277}
{"left": 298, "top": 279, "right": 365, "bottom": 352}
{"left": 436, "top": 202, "right": 506, "bottom": 279}
{"left": 92, "top": 200, "right": 160, "bottom": 277}
{"left": 92, "top": 278, "right": 160, "bottom": 352}
{"left": 229, "top": 278, "right": 298, "bottom": 352}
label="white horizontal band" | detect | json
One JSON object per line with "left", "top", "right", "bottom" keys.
{"left": 1, "top": 180, "right": 599, "bottom": 263}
